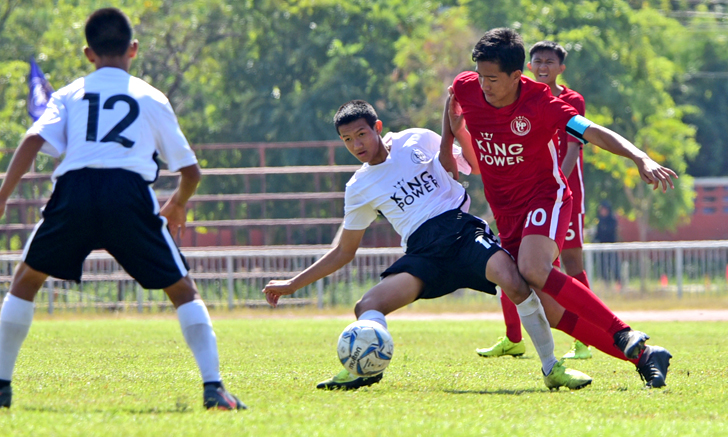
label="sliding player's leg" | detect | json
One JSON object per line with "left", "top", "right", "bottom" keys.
{"left": 316, "top": 272, "right": 423, "bottom": 390}
{"left": 477, "top": 215, "right": 525, "bottom": 359}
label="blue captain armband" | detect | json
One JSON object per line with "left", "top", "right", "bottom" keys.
{"left": 565, "top": 115, "right": 593, "bottom": 144}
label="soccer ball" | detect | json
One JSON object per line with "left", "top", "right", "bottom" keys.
{"left": 337, "top": 320, "right": 394, "bottom": 377}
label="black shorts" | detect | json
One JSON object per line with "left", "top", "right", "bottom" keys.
{"left": 381, "top": 209, "right": 503, "bottom": 300}
{"left": 23, "top": 168, "right": 189, "bottom": 289}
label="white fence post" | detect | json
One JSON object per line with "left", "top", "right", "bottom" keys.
{"left": 227, "top": 255, "right": 234, "bottom": 310}
{"left": 676, "top": 247, "right": 684, "bottom": 299}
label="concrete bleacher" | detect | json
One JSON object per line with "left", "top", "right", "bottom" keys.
{"left": 0, "top": 142, "right": 401, "bottom": 250}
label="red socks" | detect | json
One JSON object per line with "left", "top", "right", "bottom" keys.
{"left": 556, "top": 310, "right": 638, "bottom": 365}
{"left": 542, "top": 268, "right": 628, "bottom": 336}
{"left": 500, "top": 293, "right": 522, "bottom": 343}
{"left": 573, "top": 270, "right": 590, "bottom": 289}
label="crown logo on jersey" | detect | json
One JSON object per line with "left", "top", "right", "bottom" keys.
{"left": 410, "top": 148, "right": 428, "bottom": 164}
{"left": 480, "top": 132, "right": 494, "bottom": 141}
{"left": 510, "top": 116, "right": 531, "bottom": 136}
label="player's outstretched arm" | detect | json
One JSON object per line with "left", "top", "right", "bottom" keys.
{"left": 0, "top": 134, "right": 46, "bottom": 220}
{"left": 262, "top": 228, "right": 366, "bottom": 307}
{"left": 583, "top": 123, "right": 677, "bottom": 193}
{"left": 160, "top": 163, "right": 201, "bottom": 237}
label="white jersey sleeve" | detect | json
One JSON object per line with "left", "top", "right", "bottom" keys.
{"left": 28, "top": 90, "right": 69, "bottom": 158}
{"left": 343, "top": 180, "right": 379, "bottom": 230}
{"left": 151, "top": 99, "right": 197, "bottom": 172}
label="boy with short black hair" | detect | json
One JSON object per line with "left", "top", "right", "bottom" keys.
{"left": 442, "top": 27, "right": 673, "bottom": 388}
{"left": 263, "top": 99, "right": 592, "bottom": 392}
{"left": 479, "top": 40, "right": 594, "bottom": 360}
{"left": 0, "top": 8, "right": 244, "bottom": 410}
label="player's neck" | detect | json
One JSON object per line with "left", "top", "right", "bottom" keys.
{"left": 93, "top": 57, "right": 131, "bottom": 72}
{"left": 550, "top": 82, "right": 564, "bottom": 97}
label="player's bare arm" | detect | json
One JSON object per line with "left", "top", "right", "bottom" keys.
{"left": 440, "top": 87, "right": 479, "bottom": 178}
{"left": 262, "top": 228, "right": 366, "bottom": 307}
{"left": 0, "top": 134, "right": 46, "bottom": 220}
{"left": 561, "top": 141, "right": 581, "bottom": 178}
{"left": 578, "top": 120, "right": 678, "bottom": 192}
{"left": 160, "top": 163, "right": 201, "bottom": 236}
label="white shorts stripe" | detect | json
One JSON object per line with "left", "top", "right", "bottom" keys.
{"left": 547, "top": 139, "right": 566, "bottom": 240}
{"left": 147, "top": 186, "right": 187, "bottom": 277}
{"left": 159, "top": 216, "right": 188, "bottom": 278}
{"left": 147, "top": 186, "right": 160, "bottom": 215}
{"left": 21, "top": 219, "right": 44, "bottom": 261}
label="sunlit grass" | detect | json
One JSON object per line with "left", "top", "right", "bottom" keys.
{"left": 0, "top": 316, "right": 725, "bottom": 436}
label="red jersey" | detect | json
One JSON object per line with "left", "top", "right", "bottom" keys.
{"left": 452, "top": 72, "right": 578, "bottom": 216}
{"left": 556, "top": 86, "right": 586, "bottom": 215}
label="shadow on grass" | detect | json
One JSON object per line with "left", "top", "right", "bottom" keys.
{"left": 444, "top": 388, "right": 546, "bottom": 395}
{"left": 18, "top": 404, "right": 194, "bottom": 414}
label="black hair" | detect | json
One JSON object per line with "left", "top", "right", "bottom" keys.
{"left": 529, "top": 40, "right": 568, "bottom": 64}
{"left": 85, "top": 8, "right": 133, "bottom": 57}
{"left": 471, "top": 28, "right": 525, "bottom": 76}
{"left": 333, "top": 100, "right": 378, "bottom": 134}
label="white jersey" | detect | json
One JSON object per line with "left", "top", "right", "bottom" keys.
{"left": 28, "top": 67, "right": 197, "bottom": 182}
{"left": 344, "top": 128, "right": 472, "bottom": 250}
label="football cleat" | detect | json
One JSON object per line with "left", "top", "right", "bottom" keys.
{"left": 543, "top": 360, "right": 593, "bottom": 391}
{"left": 613, "top": 328, "right": 649, "bottom": 360}
{"left": 476, "top": 336, "right": 526, "bottom": 358}
{"left": 636, "top": 345, "right": 672, "bottom": 388}
{"left": 562, "top": 340, "right": 593, "bottom": 360}
{"left": 316, "top": 369, "right": 383, "bottom": 390}
{"left": 0, "top": 385, "right": 10, "bottom": 408}
{"left": 203, "top": 384, "right": 247, "bottom": 410}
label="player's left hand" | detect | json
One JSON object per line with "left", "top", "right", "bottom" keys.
{"left": 160, "top": 200, "right": 188, "bottom": 237}
{"left": 447, "top": 86, "right": 466, "bottom": 135}
{"left": 637, "top": 157, "right": 678, "bottom": 193}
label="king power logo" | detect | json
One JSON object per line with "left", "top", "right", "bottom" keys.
{"left": 475, "top": 132, "right": 525, "bottom": 167}
{"left": 390, "top": 171, "right": 439, "bottom": 211}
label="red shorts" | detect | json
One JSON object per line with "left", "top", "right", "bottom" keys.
{"left": 495, "top": 194, "right": 573, "bottom": 263}
{"left": 562, "top": 213, "right": 584, "bottom": 250}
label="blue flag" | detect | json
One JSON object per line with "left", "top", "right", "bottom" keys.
{"left": 27, "top": 57, "right": 54, "bottom": 121}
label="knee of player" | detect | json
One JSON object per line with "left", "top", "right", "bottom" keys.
{"left": 517, "top": 258, "right": 551, "bottom": 288}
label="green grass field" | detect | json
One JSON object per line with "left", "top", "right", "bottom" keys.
{"left": 0, "top": 314, "right": 726, "bottom": 436}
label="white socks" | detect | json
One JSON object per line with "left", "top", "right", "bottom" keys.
{"left": 177, "top": 300, "right": 221, "bottom": 383}
{"left": 0, "top": 294, "right": 34, "bottom": 381}
{"left": 515, "top": 290, "right": 558, "bottom": 376}
{"left": 358, "top": 310, "right": 388, "bottom": 330}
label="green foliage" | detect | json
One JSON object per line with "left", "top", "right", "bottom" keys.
{"left": 0, "top": 0, "right": 721, "bottom": 240}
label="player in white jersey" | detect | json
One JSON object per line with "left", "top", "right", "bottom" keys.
{"left": 0, "top": 8, "right": 244, "bottom": 410}
{"left": 263, "top": 100, "right": 592, "bottom": 391}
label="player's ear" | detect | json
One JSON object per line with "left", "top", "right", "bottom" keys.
{"left": 511, "top": 69, "right": 522, "bottom": 82}
{"left": 83, "top": 46, "right": 96, "bottom": 64}
{"left": 526, "top": 62, "right": 533, "bottom": 72}
{"left": 559, "top": 63, "right": 566, "bottom": 74}
{"left": 374, "top": 119, "right": 383, "bottom": 134}
{"left": 128, "top": 40, "right": 139, "bottom": 59}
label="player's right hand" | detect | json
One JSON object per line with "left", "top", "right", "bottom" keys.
{"left": 262, "top": 280, "right": 297, "bottom": 308}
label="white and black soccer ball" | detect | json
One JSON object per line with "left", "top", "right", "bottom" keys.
{"left": 337, "top": 320, "right": 394, "bottom": 377}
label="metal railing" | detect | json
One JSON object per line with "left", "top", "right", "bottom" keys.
{"left": 0, "top": 240, "right": 727, "bottom": 313}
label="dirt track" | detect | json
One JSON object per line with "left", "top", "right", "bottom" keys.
{"left": 386, "top": 309, "right": 728, "bottom": 322}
